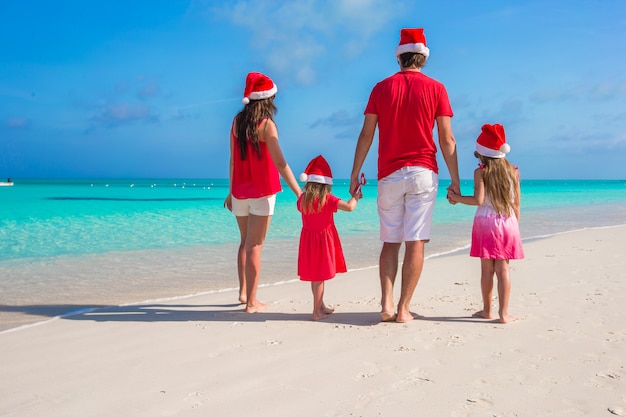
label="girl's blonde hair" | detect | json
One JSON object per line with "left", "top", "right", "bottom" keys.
{"left": 475, "top": 152, "right": 520, "bottom": 216}
{"left": 235, "top": 96, "right": 277, "bottom": 160}
{"left": 301, "top": 182, "right": 331, "bottom": 214}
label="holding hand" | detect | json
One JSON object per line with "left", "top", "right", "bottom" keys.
{"left": 447, "top": 189, "right": 461, "bottom": 204}
{"left": 351, "top": 173, "right": 366, "bottom": 199}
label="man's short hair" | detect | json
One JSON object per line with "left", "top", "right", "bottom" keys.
{"left": 398, "top": 52, "right": 426, "bottom": 69}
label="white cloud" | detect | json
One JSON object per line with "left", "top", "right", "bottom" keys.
{"left": 214, "top": 0, "right": 407, "bottom": 84}
{"left": 5, "top": 117, "right": 30, "bottom": 129}
{"left": 90, "top": 102, "right": 157, "bottom": 129}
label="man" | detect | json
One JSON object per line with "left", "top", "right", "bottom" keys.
{"left": 350, "top": 28, "right": 460, "bottom": 323}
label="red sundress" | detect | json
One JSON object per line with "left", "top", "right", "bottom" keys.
{"left": 297, "top": 194, "right": 347, "bottom": 282}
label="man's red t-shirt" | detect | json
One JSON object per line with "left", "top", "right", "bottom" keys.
{"left": 365, "top": 70, "right": 453, "bottom": 180}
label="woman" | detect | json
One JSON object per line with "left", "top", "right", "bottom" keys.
{"left": 224, "top": 72, "right": 302, "bottom": 312}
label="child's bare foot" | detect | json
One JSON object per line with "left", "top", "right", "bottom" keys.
{"left": 472, "top": 310, "right": 494, "bottom": 319}
{"left": 245, "top": 301, "right": 267, "bottom": 313}
{"left": 312, "top": 310, "right": 330, "bottom": 321}
{"left": 321, "top": 305, "right": 335, "bottom": 314}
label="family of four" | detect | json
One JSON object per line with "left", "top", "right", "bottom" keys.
{"left": 223, "top": 28, "right": 524, "bottom": 324}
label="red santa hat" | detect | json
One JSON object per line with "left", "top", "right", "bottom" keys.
{"left": 475, "top": 123, "right": 511, "bottom": 158}
{"left": 299, "top": 155, "right": 333, "bottom": 185}
{"left": 241, "top": 72, "right": 278, "bottom": 104}
{"left": 395, "top": 28, "right": 430, "bottom": 58}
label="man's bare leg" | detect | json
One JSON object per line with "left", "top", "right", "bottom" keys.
{"left": 379, "top": 242, "right": 400, "bottom": 321}
{"left": 396, "top": 240, "right": 424, "bottom": 322}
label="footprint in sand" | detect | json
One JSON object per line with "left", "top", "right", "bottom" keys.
{"left": 447, "top": 334, "right": 465, "bottom": 347}
{"left": 466, "top": 395, "right": 494, "bottom": 408}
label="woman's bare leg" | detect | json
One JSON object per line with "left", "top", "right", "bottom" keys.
{"left": 244, "top": 214, "right": 271, "bottom": 313}
{"left": 235, "top": 216, "right": 248, "bottom": 304}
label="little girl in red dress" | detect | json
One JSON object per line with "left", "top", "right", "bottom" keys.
{"left": 297, "top": 155, "right": 360, "bottom": 321}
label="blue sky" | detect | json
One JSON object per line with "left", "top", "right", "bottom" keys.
{"left": 1, "top": 0, "right": 625, "bottom": 180}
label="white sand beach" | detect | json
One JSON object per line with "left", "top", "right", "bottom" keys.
{"left": 1, "top": 225, "right": 625, "bottom": 416}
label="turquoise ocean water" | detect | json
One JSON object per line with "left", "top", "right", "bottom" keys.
{"left": 1, "top": 178, "right": 625, "bottom": 331}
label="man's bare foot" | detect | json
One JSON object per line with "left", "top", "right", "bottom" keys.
{"left": 396, "top": 310, "right": 420, "bottom": 323}
{"left": 381, "top": 312, "right": 397, "bottom": 322}
{"left": 245, "top": 301, "right": 267, "bottom": 313}
{"left": 498, "top": 314, "right": 515, "bottom": 324}
{"left": 472, "top": 310, "right": 494, "bottom": 319}
{"left": 312, "top": 311, "right": 330, "bottom": 321}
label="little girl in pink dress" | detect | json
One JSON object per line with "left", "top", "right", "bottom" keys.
{"left": 448, "top": 124, "right": 524, "bottom": 323}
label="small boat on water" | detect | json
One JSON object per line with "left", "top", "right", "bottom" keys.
{"left": 0, "top": 178, "right": 14, "bottom": 187}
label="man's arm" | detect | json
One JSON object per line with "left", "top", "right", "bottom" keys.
{"left": 350, "top": 114, "right": 377, "bottom": 195}
{"left": 436, "top": 115, "right": 460, "bottom": 196}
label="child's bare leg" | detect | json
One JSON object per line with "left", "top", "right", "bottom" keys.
{"left": 311, "top": 281, "right": 330, "bottom": 321}
{"left": 473, "top": 258, "right": 495, "bottom": 319}
{"left": 495, "top": 260, "right": 514, "bottom": 323}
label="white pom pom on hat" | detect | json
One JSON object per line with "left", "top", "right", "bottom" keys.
{"left": 300, "top": 155, "right": 333, "bottom": 185}
{"left": 241, "top": 72, "right": 277, "bottom": 105}
{"left": 475, "top": 123, "right": 511, "bottom": 158}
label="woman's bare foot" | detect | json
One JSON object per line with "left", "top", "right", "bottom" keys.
{"left": 381, "top": 312, "right": 396, "bottom": 322}
{"left": 245, "top": 301, "right": 267, "bottom": 313}
{"left": 472, "top": 310, "right": 494, "bottom": 319}
{"left": 395, "top": 309, "right": 420, "bottom": 323}
{"left": 238, "top": 294, "right": 247, "bottom": 305}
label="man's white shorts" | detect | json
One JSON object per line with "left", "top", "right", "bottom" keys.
{"left": 231, "top": 195, "right": 277, "bottom": 216}
{"left": 377, "top": 166, "right": 438, "bottom": 242}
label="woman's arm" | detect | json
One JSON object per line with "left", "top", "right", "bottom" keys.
{"left": 224, "top": 123, "right": 235, "bottom": 211}
{"left": 448, "top": 168, "right": 484, "bottom": 206}
{"left": 260, "top": 119, "right": 302, "bottom": 198}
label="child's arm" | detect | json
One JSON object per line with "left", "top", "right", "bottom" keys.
{"left": 338, "top": 195, "right": 359, "bottom": 212}
{"left": 448, "top": 168, "right": 484, "bottom": 206}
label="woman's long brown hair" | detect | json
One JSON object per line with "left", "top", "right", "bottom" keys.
{"left": 477, "top": 153, "right": 520, "bottom": 216}
{"left": 235, "top": 96, "right": 277, "bottom": 160}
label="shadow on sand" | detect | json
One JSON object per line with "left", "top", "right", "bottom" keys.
{"left": 1, "top": 303, "right": 384, "bottom": 327}
{"left": 1, "top": 303, "right": 492, "bottom": 330}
